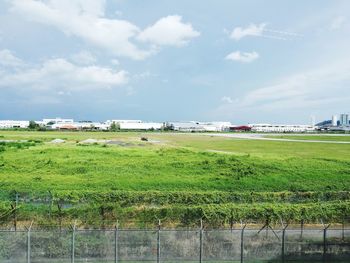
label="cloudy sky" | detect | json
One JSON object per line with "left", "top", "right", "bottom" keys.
{"left": 0, "top": 0, "right": 349, "bottom": 124}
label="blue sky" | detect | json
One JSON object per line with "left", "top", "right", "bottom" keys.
{"left": 0, "top": 0, "right": 349, "bottom": 124}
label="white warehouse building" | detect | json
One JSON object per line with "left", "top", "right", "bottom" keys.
{"left": 50, "top": 122, "right": 109, "bottom": 131}
{"left": 170, "top": 121, "right": 231, "bottom": 132}
{"left": 249, "top": 124, "right": 315, "bottom": 133}
{"left": 106, "top": 120, "right": 163, "bottom": 130}
{"left": 199, "top": 122, "right": 231, "bottom": 132}
{"left": 0, "top": 120, "right": 30, "bottom": 129}
{"left": 43, "top": 118, "right": 74, "bottom": 125}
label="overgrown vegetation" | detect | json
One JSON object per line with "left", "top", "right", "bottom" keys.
{"left": 0, "top": 130, "right": 349, "bottom": 227}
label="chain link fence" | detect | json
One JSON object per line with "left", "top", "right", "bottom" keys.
{"left": 0, "top": 225, "right": 349, "bottom": 263}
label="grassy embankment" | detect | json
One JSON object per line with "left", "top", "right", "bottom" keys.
{"left": 0, "top": 131, "right": 349, "bottom": 227}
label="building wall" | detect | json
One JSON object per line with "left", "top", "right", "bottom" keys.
{"left": 332, "top": 115, "right": 338, "bottom": 126}
{"left": 119, "top": 122, "right": 163, "bottom": 130}
{"left": 340, "top": 114, "right": 349, "bottom": 126}
{"left": 43, "top": 118, "right": 74, "bottom": 125}
{"left": 0, "top": 120, "right": 30, "bottom": 129}
{"left": 250, "top": 124, "right": 315, "bottom": 132}
{"left": 50, "top": 122, "right": 109, "bottom": 130}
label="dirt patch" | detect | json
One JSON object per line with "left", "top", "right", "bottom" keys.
{"left": 50, "top": 139, "right": 65, "bottom": 144}
{"left": 79, "top": 139, "right": 110, "bottom": 144}
{"left": 105, "top": 140, "right": 133, "bottom": 147}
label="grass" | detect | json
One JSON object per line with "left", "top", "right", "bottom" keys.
{"left": 0, "top": 130, "right": 349, "bottom": 226}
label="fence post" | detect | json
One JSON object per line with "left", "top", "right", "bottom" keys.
{"left": 48, "top": 191, "right": 52, "bottom": 219}
{"left": 71, "top": 221, "right": 77, "bottom": 263}
{"left": 230, "top": 215, "right": 234, "bottom": 233}
{"left": 281, "top": 224, "right": 288, "bottom": 263}
{"left": 27, "top": 221, "right": 33, "bottom": 263}
{"left": 199, "top": 219, "right": 203, "bottom": 263}
{"left": 342, "top": 216, "right": 345, "bottom": 241}
{"left": 240, "top": 222, "right": 247, "bottom": 263}
{"left": 115, "top": 220, "right": 119, "bottom": 263}
{"left": 323, "top": 224, "right": 330, "bottom": 262}
{"left": 300, "top": 219, "right": 304, "bottom": 240}
{"left": 157, "top": 219, "right": 161, "bottom": 263}
{"left": 12, "top": 191, "right": 19, "bottom": 231}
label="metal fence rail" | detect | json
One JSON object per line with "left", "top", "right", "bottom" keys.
{"left": 0, "top": 226, "right": 349, "bottom": 263}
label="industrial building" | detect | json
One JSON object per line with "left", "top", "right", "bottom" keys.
{"left": 0, "top": 120, "right": 30, "bottom": 129}
{"left": 198, "top": 122, "right": 231, "bottom": 132}
{"left": 1, "top": 114, "right": 348, "bottom": 132}
{"left": 340, "top": 114, "right": 349, "bottom": 126}
{"left": 316, "top": 113, "right": 349, "bottom": 131}
{"left": 332, "top": 115, "right": 338, "bottom": 126}
{"left": 249, "top": 124, "right": 315, "bottom": 133}
{"left": 171, "top": 122, "right": 205, "bottom": 132}
{"left": 43, "top": 118, "right": 74, "bottom": 125}
{"left": 170, "top": 121, "right": 231, "bottom": 132}
{"left": 50, "top": 121, "right": 109, "bottom": 131}
{"left": 106, "top": 120, "right": 163, "bottom": 130}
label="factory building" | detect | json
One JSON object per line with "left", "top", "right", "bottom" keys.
{"left": 0, "top": 120, "right": 30, "bottom": 129}
{"left": 50, "top": 122, "right": 109, "bottom": 131}
{"left": 340, "top": 114, "right": 349, "bottom": 126}
{"left": 170, "top": 121, "right": 231, "bottom": 132}
{"left": 171, "top": 122, "right": 205, "bottom": 132}
{"left": 43, "top": 118, "right": 74, "bottom": 125}
{"left": 332, "top": 115, "right": 338, "bottom": 126}
{"left": 119, "top": 122, "right": 163, "bottom": 130}
{"left": 198, "top": 122, "right": 231, "bottom": 132}
{"left": 106, "top": 120, "right": 163, "bottom": 130}
{"left": 249, "top": 124, "right": 315, "bottom": 133}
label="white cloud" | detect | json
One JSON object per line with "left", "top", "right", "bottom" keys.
{"left": 0, "top": 49, "right": 24, "bottom": 67}
{"left": 225, "top": 51, "right": 259, "bottom": 63}
{"left": 10, "top": 0, "right": 151, "bottom": 60}
{"left": 211, "top": 59, "right": 350, "bottom": 122}
{"left": 235, "top": 59, "right": 350, "bottom": 109}
{"left": 330, "top": 16, "right": 347, "bottom": 30}
{"left": 71, "top": 50, "right": 96, "bottom": 65}
{"left": 230, "top": 23, "right": 266, "bottom": 40}
{"left": 0, "top": 57, "right": 128, "bottom": 91}
{"left": 221, "top": 96, "right": 233, "bottom": 104}
{"left": 10, "top": 1, "right": 200, "bottom": 60}
{"left": 137, "top": 15, "right": 200, "bottom": 47}
{"left": 229, "top": 23, "right": 300, "bottom": 41}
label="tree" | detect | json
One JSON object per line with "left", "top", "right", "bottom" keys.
{"left": 28, "top": 120, "right": 39, "bottom": 130}
{"left": 110, "top": 122, "right": 120, "bottom": 132}
{"left": 161, "top": 122, "right": 174, "bottom": 131}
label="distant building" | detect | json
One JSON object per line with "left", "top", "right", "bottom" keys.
{"left": 340, "top": 114, "right": 349, "bottom": 126}
{"left": 171, "top": 122, "right": 205, "bottom": 132}
{"left": 106, "top": 120, "right": 142, "bottom": 125}
{"left": 119, "top": 122, "right": 163, "bottom": 130}
{"left": 106, "top": 120, "right": 163, "bottom": 130}
{"left": 43, "top": 118, "right": 74, "bottom": 125}
{"left": 197, "top": 122, "right": 231, "bottom": 132}
{"left": 52, "top": 124, "right": 79, "bottom": 130}
{"left": 169, "top": 121, "right": 231, "bottom": 132}
{"left": 0, "top": 120, "right": 30, "bottom": 129}
{"left": 249, "top": 124, "right": 315, "bottom": 133}
{"left": 50, "top": 122, "right": 109, "bottom": 131}
{"left": 230, "top": 125, "right": 252, "bottom": 132}
{"left": 332, "top": 115, "right": 338, "bottom": 126}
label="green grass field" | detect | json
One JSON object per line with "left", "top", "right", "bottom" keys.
{"left": 0, "top": 131, "right": 349, "bottom": 227}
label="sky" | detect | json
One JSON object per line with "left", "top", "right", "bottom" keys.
{"left": 0, "top": 0, "right": 349, "bottom": 124}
